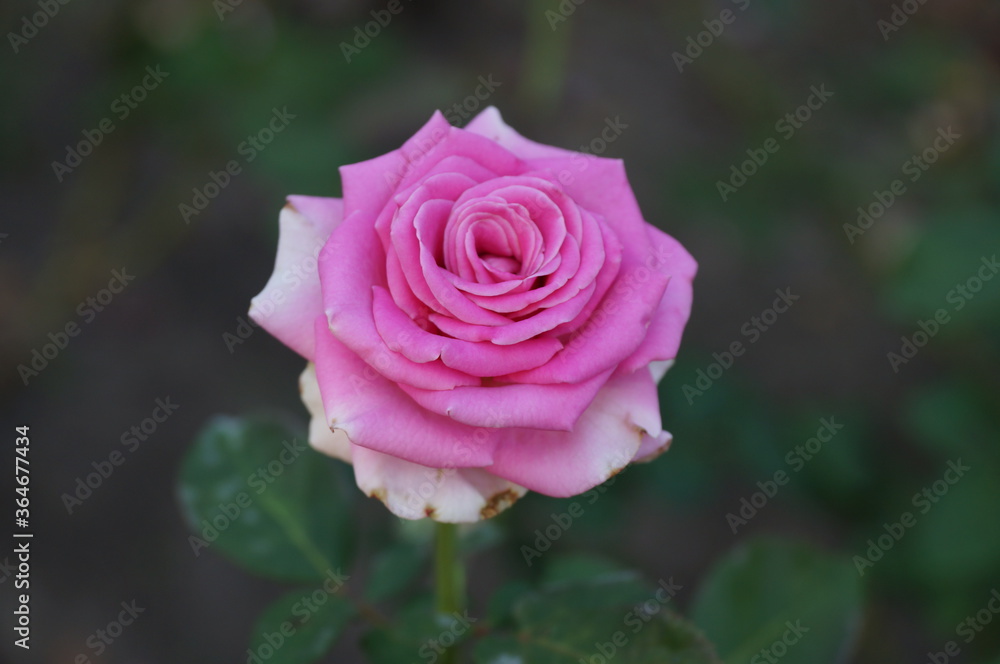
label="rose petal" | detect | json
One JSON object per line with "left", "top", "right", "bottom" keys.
{"left": 313, "top": 317, "right": 495, "bottom": 468}
{"left": 303, "top": 358, "right": 526, "bottom": 522}
{"left": 315, "top": 310, "right": 666, "bottom": 496}
{"left": 250, "top": 196, "right": 343, "bottom": 360}
{"left": 320, "top": 209, "right": 478, "bottom": 390}
{"left": 371, "top": 286, "right": 562, "bottom": 377}
{"left": 389, "top": 184, "right": 511, "bottom": 325}
{"left": 463, "top": 107, "right": 579, "bottom": 161}
{"left": 616, "top": 226, "right": 698, "bottom": 375}
{"left": 398, "top": 367, "right": 613, "bottom": 432}
{"left": 485, "top": 367, "right": 664, "bottom": 496}
{"left": 390, "top": 120, "right": 526, "bottom": 193}
{"left": 429, "top": 280, "right": 597, "bottom": 345}
{"left": 299, "top": 363, "right": 352, "bottom": 463}
{"left": 503, "top": 224, "right": 669, "bottom": 384}
{"left": 376, "top": 169, "right": 485, "bottom": 261}
{"left": 339, "top": 112, "right": 453, "bottom": 219}
{"left": 523, "top": 156, "right": 642, "bottom": 232}
{"left": 484, "top": 204, "right": 600, "bottom": 318}
{"left": 632, "top": 430, "right": 673, "bottom": 463}
{"left": 351, "top": 446, "right": 526, "bottom": 522}
{"left": 649, "top": 359, "right": 675, "bottom": 384}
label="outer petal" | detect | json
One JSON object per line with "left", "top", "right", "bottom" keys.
{"left": 351, "top": 446, "right": 526, "bottom": 522}
{"left": 313, "top": 317, "right": 496, "bottom": 468}
{"left": 464, "top": 110, "right": 649, "bottom": 240}
{"left": 649, "top": 359, "right": 675, "bottom": 384}
{"left": 463, "top": 107, "right": 579, "bottom": 161}
{"left": 250, "top": 196, "right": 343, "bottom": 359}
{"left": 303, "top": 359, "right": 525, "bottom": 522}
{"left": 632, "top": 430, "right": 673, "bottom": 463}
{"left": 338, "top": 112, "right": 453, "bottom": 219}
{"left": 299, "top": 363, "right": 352, "bottom": 463}
{"left": 386, "top": 115, "right": 526, "bottom": 194}
{"left": 616, "top": 227, "right": 698, "bottom": 375}
{"left": 486, "top": 367, "right": 664, "bottom": 496}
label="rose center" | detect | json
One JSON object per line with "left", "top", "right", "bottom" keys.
{"left": 443, "top": 197, "right": 544, "bottom": 284}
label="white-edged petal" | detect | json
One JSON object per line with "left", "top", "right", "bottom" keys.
{"left": 352, "top": 446, "right": 526, "bottom": 523}
{"left": 250, "top": 196, "right": 343, "bottom": 360}
{"left": 299, "top": 363, "right": 352, "bottom": 463}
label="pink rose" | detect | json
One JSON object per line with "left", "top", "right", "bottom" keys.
{"left": 251, "top": 108, "right": 696, "bottom": 522}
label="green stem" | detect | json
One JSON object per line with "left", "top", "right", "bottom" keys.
{"left": 434, "top": 522, "right": 464, "bottom": 664}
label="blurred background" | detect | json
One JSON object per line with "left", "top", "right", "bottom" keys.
{"left": 2, "top": 0, "right": 999, "bottom": 662}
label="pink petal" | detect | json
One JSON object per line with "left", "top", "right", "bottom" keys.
{"left": 312, "top": 317, "right": 495, "bottom": 468}
{"left": 484, "top": 205, "right": 598, "bottom": 318}
{"left": 287, "top": 195, "right": 344, "bottom": 229}
{"left": 390, "top": 120, "right": 526, "bottom": 193}
{"left": 526, "top": 156, "right": 642, "bottom": 232}
{"left": 250, "top": 196, "right": 343, "bottom": 360}
{"left": 384, "top": 248, "right": 434, "bottom": 320}
{"left": 399, "top": 368, "right": 613, "bottom": 432}
{"left": 541, "top": 216, "right": 623, "bottom": 337}
{"left": 351, "top": 446, "right": 526, "bottom": 522}
{"left": 500, "top": 228, "right": 670, "bottom": 385}
{"left": 319, "top": 209, "right": 477, "bottom": 390}
{"left": 418, "top": 238, "right": 514, "bottom": 325}
{"left": 388, "top": 183, "right": 510, "bottom": 325}
{"left": 486, "top": 367, "right": 665, "bottom": 496}
{"left": 374, "top": 170, "right": 484, "bottom": 269}
{"left": 338, "top": 112, "right": 453, "bottom": 219}
{"left": 633, "top": 430, "right": 673, "bottom": 463}
{"left": 371, "top": 287, "right": 562, "bottom": 377}
{"left": 463, "top": 107, "right": 578, "bottom": 160}
{"left": 616, "top": 226, "right": 698, "bottom": 376}
{"left": 429, "top": 280, "right": 597, "bottom": 345}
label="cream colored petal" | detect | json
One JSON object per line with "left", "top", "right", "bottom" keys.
{"left": 299, "top": 363, "right": 352, "bottom": 463}
{"left": 649, "top": 359, "right": 675, "bottom": 384}
{"left": 352, "top": 445, "right": 526, "bottom": 523}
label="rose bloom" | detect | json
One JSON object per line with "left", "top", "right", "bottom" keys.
{"left": 251, "top": 108, "right": 695, "bottom": 522}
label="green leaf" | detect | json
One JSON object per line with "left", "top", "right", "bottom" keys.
{"left": 247, "top": 585, "right": 355, "bottom": 664}
{"left": 365, "top": 541, "right": 428, "bottom": 603}
{"left": 474, "top": 575, "right": 720, "bottom": 664}
{"left": 362, "top": 597, "right": 474, "bottom": 664}
{"left": 691, "top": 538, "right": 863, "bottom": 664}
{"left": 178, "top": 416, "right": 353, "bottom": 582}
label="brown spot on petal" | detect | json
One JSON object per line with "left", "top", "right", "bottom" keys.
{"left": 369, "top": 488, "right": 387, "bottom": 502}
{"left": 635, "top": 434, "right": 674, "bottom": 465}
{"left": 424, "top": 506, "right": 437, "bottom": 519}
{"left": 480, "top": 488, "right": 522, "bottom": 520}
